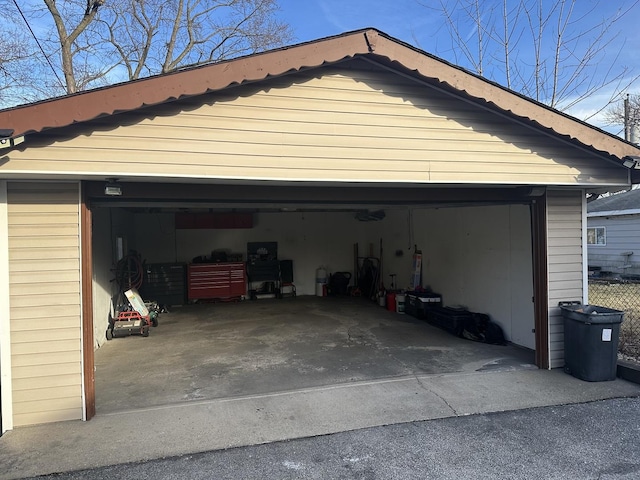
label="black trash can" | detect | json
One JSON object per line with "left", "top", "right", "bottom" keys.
{"left": 559, "top": 301, "right": 624, "bottom": 382}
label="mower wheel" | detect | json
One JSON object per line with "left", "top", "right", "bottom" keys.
{"left": 142, "top": 326, "right": 150, "bottom": 337}
{"left": 106, "top": 328, "right": 113, "bottom": 341}
{"left": 152, "top": 316, "right": 158, "bottom": 327}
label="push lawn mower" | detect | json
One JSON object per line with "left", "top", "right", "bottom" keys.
{"left": 106, "top": 289, "right": 159, "bottom": 340}
{"left": 107, "top": 252, "right": 161, "bottom": 340}
{"left": 107, "top": 310, "right": 151, "bottom": 339}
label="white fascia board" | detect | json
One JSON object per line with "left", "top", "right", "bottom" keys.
{"left": 587, "top": 209, "right": 640, "bottom": 218}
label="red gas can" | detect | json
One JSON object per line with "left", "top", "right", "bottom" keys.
{"left": 386, "top": 293, "right": 396, "bottom": 312}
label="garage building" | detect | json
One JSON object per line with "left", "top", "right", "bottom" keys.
{"left": 1, "top": 29, "right": 639, "bottom": 431}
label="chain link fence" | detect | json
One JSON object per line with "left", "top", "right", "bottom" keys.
{"left": 589, "top": 279, "right": 640, "bottom": 362}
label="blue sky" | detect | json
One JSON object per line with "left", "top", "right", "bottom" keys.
{"left": 279, "top": 0, "right": 447, "bottom": 46}
{"left": 11, "top": 0, "right": 640, "bottom": 134}
{"left": 277, "top": 0, "right": 640, "bottom": 134}
{"left": 278, "top": 0, "right": 640, "bottom": 46}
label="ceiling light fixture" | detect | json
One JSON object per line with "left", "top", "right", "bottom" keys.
{"left": 104, "top": 178, "right": 122, "bottom": 196}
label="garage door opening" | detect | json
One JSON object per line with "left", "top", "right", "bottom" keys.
{"left": 87, "top": 183, "right": 541, "bottom": 415}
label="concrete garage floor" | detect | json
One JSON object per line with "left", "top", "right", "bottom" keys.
{"left": 95, "top": 296, "right": 536, "bottom": 413}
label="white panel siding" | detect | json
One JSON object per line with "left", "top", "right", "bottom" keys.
{"left": 547, "top": 190, "right": 585, "bottom": 368}
{"left": 7, "top": 182, "right": 83, "bottom": 426}
{"left": 587, "top": 214, "right": 640, "bottom": 275}
{"left": 2, "top": 65, "right": 627, "bottom": 186}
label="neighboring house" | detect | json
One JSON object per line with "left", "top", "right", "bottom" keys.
{"left": 1, "top": 28, "right": 639, "bottom": 431}
{"left": 587, "top": 188, "right": 640, "bottom": 276}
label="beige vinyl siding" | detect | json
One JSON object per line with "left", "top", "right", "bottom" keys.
{"left": 7, "top": 182, "right": 83, "bottom": 426}
{"left": 2, "top": 65, "right": 627, "bottom": 186}
{"left": 547, "top": 190, "right": 585, "bottom": 368}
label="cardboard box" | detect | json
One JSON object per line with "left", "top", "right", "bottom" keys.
{"left": 124, "top": 288, "right": 150, "bottom": 317}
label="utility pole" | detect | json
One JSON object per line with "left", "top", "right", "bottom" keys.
{"left": 625, "top": 94, "right": 631, "bottom": 142}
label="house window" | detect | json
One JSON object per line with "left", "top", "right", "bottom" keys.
{"left": 587, "top": 227, "right": 606, "bottom": 245}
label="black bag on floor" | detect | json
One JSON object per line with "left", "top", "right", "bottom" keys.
{"left": 462, "top": 313, "right": 506, "bottom": 345}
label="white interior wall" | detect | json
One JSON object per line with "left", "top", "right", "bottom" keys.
{"left": 364, "top": 208, "right": 415, "bottom": 291}
{"left": 133, "top": 210, "right": 411, "bottom": 296}
{"left": 92, "top": 209, "right": 111, "bottom": 348}
{"left": 508, "top": 206, "right": 536, "bottom": 349}
{"left": 172, "top": 212, "right": 361, "bottom": 295}
{"left": 92, "top": 208, "right": 137, "bottom": 348}
{"left": 410, "top": 204, "right": 534, "bottom": 346}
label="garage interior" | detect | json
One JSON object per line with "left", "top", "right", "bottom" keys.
{"left": 88, "top": 182, "right": 540, "bottom": 413}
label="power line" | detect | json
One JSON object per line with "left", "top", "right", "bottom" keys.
{"left": 11, "top": 0, "right": 66, "bottom": 90}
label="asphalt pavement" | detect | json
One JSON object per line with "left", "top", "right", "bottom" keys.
{"left": 24, "top": 397, "right": 640, "bottom": 480}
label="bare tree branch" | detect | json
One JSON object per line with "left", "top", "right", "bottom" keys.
{"left": 0, "top": 0, "right": 291, "bottom": 105}
{"left": 426, "top": 0, "right": 640, "bottom": 126}
{"left": 43, "top": 0, "right": 104, "bottom": 94}
{"left": 102, "top": 0, "right": 293, "bottom": 80}
{"left": 605, "top": 94, "right": 640, "bottom": 140}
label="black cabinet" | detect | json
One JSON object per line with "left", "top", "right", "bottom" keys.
{"left": 140, "top": 263, "right": 187, "bottom": 305}
{"left": 246, "top": 242, "right": 281, "bottom": 298}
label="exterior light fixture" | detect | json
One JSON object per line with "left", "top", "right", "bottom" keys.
{"left": 622, "top": 156, "right": 640, "bottom": 169}
{"left": 104, "top": 178, "right": 122, "bottom": 196}
{"left": 0, "top": 129, "right": 24, "bottom": 150}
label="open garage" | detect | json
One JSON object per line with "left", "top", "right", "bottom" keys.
{"left": 89, "top": 185, "right": 539, "bottom": 413}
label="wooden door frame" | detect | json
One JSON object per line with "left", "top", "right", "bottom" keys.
{"left": 81, "top": 185, "right": 95, "bottom": 420}
{"left": 531, "top": 196, "right": 549, "bottom": 369}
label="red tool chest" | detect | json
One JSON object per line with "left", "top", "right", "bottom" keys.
{"left": 187, "top": 262, "right": 246, "bottom": 301}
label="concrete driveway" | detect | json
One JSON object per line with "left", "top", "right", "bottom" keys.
{"left": 16, "top": 397, "right": 640, "bottom": 480}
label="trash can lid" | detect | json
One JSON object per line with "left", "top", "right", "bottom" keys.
{"left": 559, "top": 303, "right": 624, "bottom": 324}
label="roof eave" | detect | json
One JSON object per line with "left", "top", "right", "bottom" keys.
{"left": 0, "top": 27, "right": 638, "bottom": 163}
{"left": 0, "top": 29, "right": 375, "bottom": 139}
{"left": 361, "top": 31, "right": 640, "bottom": 162}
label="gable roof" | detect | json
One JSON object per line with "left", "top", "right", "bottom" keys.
{"left": 1, "top": 28, "right": 639, "bottom": 165}
{"left": 588, "top": 188, "right": 640, "bottom": 215}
